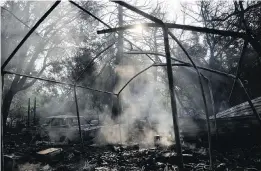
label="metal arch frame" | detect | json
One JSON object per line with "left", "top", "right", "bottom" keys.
{"left": 97, "top": 1, "right": 260, "bottom": 169}
{"left": 0, "top": 1, "right": 118, "bottom": 150}
{"left": 1, "top": 0, "right": 260, "bottom": 169}
{"left": 2, "top": 70, "right": 117, "bottom": 96}
{"left": 109, "top": 1, "right": 208, "bottom": 168}
{"left": 1, "top": 1, "right": 61, "bottom": 71}
{"left": 97, "top": 22, "right": 247, "bottom": 38}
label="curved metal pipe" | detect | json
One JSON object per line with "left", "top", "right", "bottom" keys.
{"left": 117, "top": 64, "right": 153, "bottom": 95}
{"left": 168, "top": 31, "right": 213, "bottom": 169}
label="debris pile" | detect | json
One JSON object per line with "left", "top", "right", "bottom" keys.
{"left": 3, "top": 131, "right": 261, "bottom": 170}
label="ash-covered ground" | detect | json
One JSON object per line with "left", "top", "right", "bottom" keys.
{"left": 3, "top": 130, "right": 261, "bottom": 171}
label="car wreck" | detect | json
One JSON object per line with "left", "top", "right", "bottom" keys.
{"left": 40, "top": 115, "right": 101, "bottom": 143}
{"left": 2, "top": 0, "right": 261, "bottom": 170}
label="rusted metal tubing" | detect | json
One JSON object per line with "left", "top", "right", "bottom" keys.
{"left": 201, "top": 74, "right": 218, "bottom": 140}
{"left": 117, "top": 62, "right": 231, "bottom": 98}
{"left": 117, "top": 95, "right": 122, "bottom": 144}
{"left": 208, "top": 79, "right": 218, "bottom": 140}
{"left": 228, "top": 41, "right": 248, "bottom": 102}
{"left": 154, "top": 63, "right": 236, "bottom": 79}
{"left": 70, "top": 1, "right": 111, "bottom": 29}
{"left": 117, "top": 64, "right": 153, "bottom": 95}
{"left": 73, "top": 85, "right": 84, "bottom": 149}
{"left": 97, "top": 23, "right": 246, "bottom": 39}
{"left": 168, "top": 31, "right": 213, "bottom": 170}
{"left": 111, "top": 1, "right": 184, "bottom": 168}
{"left": 75, "top": 42, "right": 116, "bottom": 82}
{"left": 125, "top": 51, "right": 185, "bottom": 64}
{"left": 1, "top": 1, "right": 60, "bottom": 71}
{"left": 238, "top": 79, "right": 261, "bottom": 125}
{"left": 112, "top": 1, "right": 163, "bottom": 24}
{"left": 124, "top": 40, "right": 156, "bottom": 63}
{"left": 1, "top": 73, "right": 4, "bottom": 171}
{"left": 33, "top": 97, "right": 36, "bottom": 125}
{"left": 125, "top": 52, "right": 236, "bottom": 79}
{"left": 162, "top": 26, "right": 184, "bottom": 168}
{"left": 3, "top": 71, "right": 117, "bottom": 96}
{"left": 70, "top": 0, "right": 155, "bottom": 64}
{"left": 2, "top": 73, "right": 4, "bottom": 90}
{"left": 27, "top": 98, "right": 30, "bottom": 128}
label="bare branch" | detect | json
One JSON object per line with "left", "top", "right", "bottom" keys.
{"left": 211, "top": 2, "right": 261, "bottom": 22}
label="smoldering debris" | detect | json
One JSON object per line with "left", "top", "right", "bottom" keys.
{"left": 4, "top": 137, "right": 261, "bottom": 171}
{"left": 95, "top": 61, "right": 177, "bottom": 147}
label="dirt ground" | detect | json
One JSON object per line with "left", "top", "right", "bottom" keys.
{"left": 3, "top": 130, "right": 261, "bottom": 171}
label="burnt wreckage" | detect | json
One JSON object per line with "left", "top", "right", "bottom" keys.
{"left": 2, "top": 1, "right": 261, "bottom": 170}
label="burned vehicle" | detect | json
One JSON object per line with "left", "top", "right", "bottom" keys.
{"left": 40, "top": 115, "right": 101, "bottom": 143}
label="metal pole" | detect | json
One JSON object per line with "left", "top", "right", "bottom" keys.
{"left": 97, "top": 110, "right": 100, "bottom": 125}
{"left": 1, "top": 73, "right": 4, "bottom": 90}
{"left": 27, "top": 98, "right": 30, "bottom": 128}
{"left": 1, "top": 1, "right": 60, "bottom": 71}
{"left": 97, "top": 22, "right": 246, "bottom": 38}
{"left": 168, "top": 31, "right": 213, "bottom": 170}
{"left": 73, "top": 86, "right": 84, "bottom": 149}
{"left": 3, "top": 70, "right": 117, "bottom": 96}
{"left": 202, "top": 75, "right": 218, "bottom": 139}
{"left": 228, "top": 41, "right": 248, "bottom": 102}
{"left": 33, "top": 97, "right": 36, "bottom": 125}
{"left": 1, "top": 73, "right": 4, "bottom": 171}
{"left": 208, "top": 81, "right": 218, "bottom": 139}
{"left": 116, "top": 4, "right": 123, "bottom": 145}
{"left": 238, "top": 79, "right": 261, "bottom": 125}
{"left": 162, "top": 26, "right": 183, "bottom": 168}
{"left": 117, "top": 95, "right": 122, "bottom": 144}
{"left": 117, "top": 4, "right": 123, "bottom": 64}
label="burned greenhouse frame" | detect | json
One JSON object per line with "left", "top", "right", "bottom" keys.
{"left": 1, "top": 1, "right": 261, "bottom": 170}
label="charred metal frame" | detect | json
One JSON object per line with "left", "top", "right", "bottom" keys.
{"left": 97, "top": 22, "right": 247, "bottom": 38}
{"left": 1, "top": 1, "right": 60, "bottom": 71}
{"left": 73, "top": 85, "right": 84, "bottom": 149}
{"left": 2, "top": 71, "right": 117, "bottom": 96}
{"left": 1, "top": 1, "right": 260, "bottom": 170}
{"left": 27, "top": 98, "right": 30, "bottom": 128}
{"left": 33, "top": 97, "right": 36, "bottom": 125}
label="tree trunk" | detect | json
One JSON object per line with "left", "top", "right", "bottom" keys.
{"left": 2, "top": 90, "right": 15, "bottom": 134}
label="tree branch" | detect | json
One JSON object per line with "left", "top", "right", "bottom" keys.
{"left": 211, "top": 2, "right": 261, "bottom": 22}
{"left": 19, "top": 63, "right": 50, "bottom": 91}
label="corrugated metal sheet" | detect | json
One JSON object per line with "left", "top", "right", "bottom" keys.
{"left": 214, "top": 96, "right": 261, "bottom": 119}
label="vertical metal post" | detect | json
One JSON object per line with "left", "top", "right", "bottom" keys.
{"left": 73, "top": 86, "right": 84, "bottom": 149}
{"left": 116, "top": 4, "right": 123, "bottom": 64}
{"left": 97, "top": 110, "right": 100, "bottom": 125}
{"left": 238, "top": 79, "right": 261, "bottom": 125}
{"left": 1, "top": 1, "right": 60, "bottom": 71}
{"left": 1, "top": 73, "right": 4, "bottom": 171}
{"left": 117, "top": 95, "right": 122, "bottom": 144}
{"left": 168, "top": 31, "right": 213, "bottom": 169}
{"left": 27, "top": 98, "right": 30, "bottom": 127}
{"left": 162, "top": 26, "right": 183, "bottom": 168}
{"left": 116, "top": 5, "right": 123, "bottom": 144}
{"left": 33, "top": 97, "right": 36, "bottom": 125}
{"left": 208, "top": 81, "right": 218, "bottom": 139}
{"left": 228, "top": 41, "right": 248, "bottom": 102}
{"left": 202, "top": 75, "right": 218, "bottom": 139}
{"left": 1, "top": 73, "right": 4, "bottom": 90}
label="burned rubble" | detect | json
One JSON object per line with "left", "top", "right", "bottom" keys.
{"left": 2, "top": 1, "right": 261, "bottom": 171}
{"left": 3, "top": 126, "right": 261, "bottom": 171}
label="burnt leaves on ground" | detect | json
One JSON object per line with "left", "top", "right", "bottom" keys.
{"left": 3, "top": 131, "right": 261, "bottom": 171}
